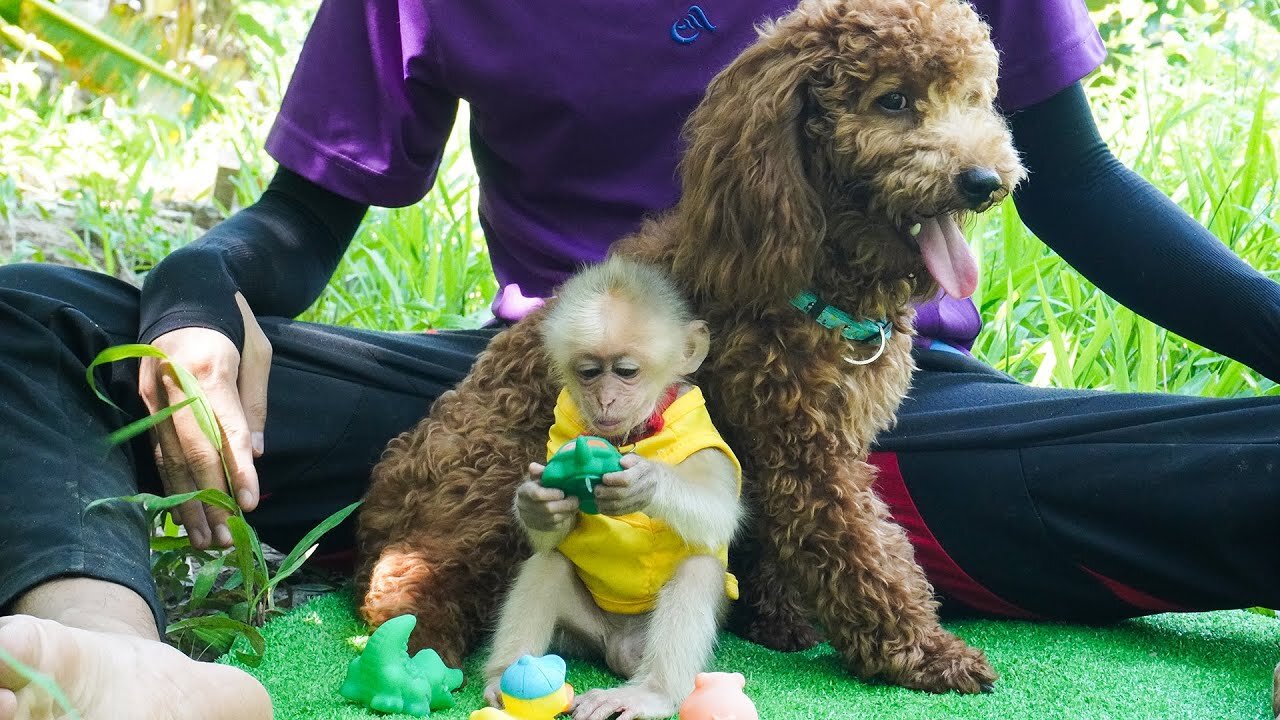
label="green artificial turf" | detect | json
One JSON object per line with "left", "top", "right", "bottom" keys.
{"left": 222, "top": 592, "right": 1280, "bottom": 720}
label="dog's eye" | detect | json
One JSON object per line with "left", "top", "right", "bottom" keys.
{"left": 876, "top": 92, "right": 910, "bottom": 112}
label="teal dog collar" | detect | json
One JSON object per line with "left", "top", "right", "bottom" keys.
{"left": 790, "top": 291, "right": 893, "bottom": 344}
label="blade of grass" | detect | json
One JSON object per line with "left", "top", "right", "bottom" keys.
{"left": 166, "top": 616, "right": 265, "bottom": 667}
{"left": 0, "top": 646, "right": 82, "bottom": 720}
{"left": 84, "top": 488, "right": 239, "bottom": 515}
{"left": 1033, "top": 266, "right": 1076, "bottom": 389}
{"left": 267, "top": 500, "right": 362, "bottom": 591}
{"left": 84, "top": 343, "right": 168, "bottom": 410}
{"left": 106, "top": 396, "right": 196, "bottom": 445}
{"left": 189, "top": 553, "right": 226, "bottom": 610}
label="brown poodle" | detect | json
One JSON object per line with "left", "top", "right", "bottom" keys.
{"left": 356, "top": 0, "right": 1025, "bottom": 694}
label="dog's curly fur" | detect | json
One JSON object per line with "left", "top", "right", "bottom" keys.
{"left": 356, "top": 0, "right": 1025, "bottom": 693}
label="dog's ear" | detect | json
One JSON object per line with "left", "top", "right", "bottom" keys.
{"left": 672, "top": 23, "right": 825, "bottom": 306}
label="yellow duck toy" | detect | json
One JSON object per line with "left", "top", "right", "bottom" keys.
{"left": 470, "top": 654, "right": 574, "bottom": 720}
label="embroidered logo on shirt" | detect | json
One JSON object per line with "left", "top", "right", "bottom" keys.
{"left": 671, "top": 5, "right": 716, "bottom": 44}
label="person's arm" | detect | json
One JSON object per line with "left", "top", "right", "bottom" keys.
{"left": 1009, "top": 82, "right": 1280, "bottom": 382}
{"left": 138, "top": 166, "right": 368, "bottom": 349}
{"left": 134, "top": 0, "right": 458, "bottom": 549}
{"left": 133, "top": 168, "right": 366, "bottom": 548}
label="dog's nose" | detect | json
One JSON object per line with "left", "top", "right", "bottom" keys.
{"left": 957, "top": 167, "right": 1003, "bottom": 208}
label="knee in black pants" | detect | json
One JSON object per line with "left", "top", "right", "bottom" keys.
{"left": 0, "top": 262, "right": 162, "bottom": 628}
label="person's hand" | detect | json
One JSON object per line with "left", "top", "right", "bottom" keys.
{"left": 514, "top": 462, "right": 579, "bottom": 532}
{"left": 138, "top": 293, "right": 271, "bottom": 549}
{"left": 595, "top": 454, "right": 665, "bottom": 516}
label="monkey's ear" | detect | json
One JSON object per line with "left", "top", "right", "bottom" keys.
{"left": 680, "top": 320, "right": 711, "bottom": 375}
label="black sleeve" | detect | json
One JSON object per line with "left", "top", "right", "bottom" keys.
{"left": 1008, "top": 82, "right": 1280, "bottom": 383}
{"left": 138, "top": 166, "right": 368, "bottom": 349}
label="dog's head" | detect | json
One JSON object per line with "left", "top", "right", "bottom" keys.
{"left": 672, "top": 0, "right": 1026, "bottom": 308}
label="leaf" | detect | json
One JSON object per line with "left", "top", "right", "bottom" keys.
{"left": 268, "top": 500, "right": 362, "bottom": 591}
{"left": 6, "top": 0, "right": 220, "bottom": 109}
{"left": 166, "top": 616, "right": 265, "bottom": 667}
{"left": 228, "top": 600, "right": 250, "bottom": 624}
{"left": 1033, "top": 267, "right": 1075, "bottom": 389}
{"left": 190, "top": 553, "right": 227, "bottom": 609}
{"left": 232, "top": 9, "right": 284, "bottom": 55}
{"left": 84, "top": 489, "right": 239, "bottom": 515}
{"left": 225, "top": 515, "right": 266, "bottom": 610}
{"left": 105, "top": 396, "right": 197, "bottom": 445}
{"left": 84, "top": 343, "right": 169, "bottom": 411}
{"left": 1137, "top": 319, "right": 1159, "bottom": 393}
{"left": 149, "top": 535, "right": 192, "bottom": 551}
{"left": 84, "top": 344, "right": 230, "bottom": 483}
{"left": 165, "top": 363, "right": 226, "bottom": 456}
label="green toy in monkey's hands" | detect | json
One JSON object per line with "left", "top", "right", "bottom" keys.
{"left": 539, "top": 436, "right": 624, "bottom": 515}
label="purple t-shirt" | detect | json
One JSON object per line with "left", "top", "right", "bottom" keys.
{"left": 266, "top": 0, "right": 1105, "bottom": 347}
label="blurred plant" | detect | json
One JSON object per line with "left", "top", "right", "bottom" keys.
{"left": 0, "top": 646, "right": 80, "bottom": 719}
{"left": 0, "top": 0, "right": 219, "bottom": 115}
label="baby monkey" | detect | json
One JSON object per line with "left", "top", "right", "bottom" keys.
{"left": 483, "top": 256, "right": 744, "bottom": 720}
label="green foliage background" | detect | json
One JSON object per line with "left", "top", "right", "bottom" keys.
{"left": 2, "top": 0, "right": 1278, "bottom": 391}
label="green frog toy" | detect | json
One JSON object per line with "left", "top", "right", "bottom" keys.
{"left": 539, "top": 435, "right": 624, "bottom": 515}
{"left": 339, "top": 613, "right": 464, "bottom": 717}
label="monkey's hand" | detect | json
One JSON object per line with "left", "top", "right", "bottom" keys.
{"left": 515, "top": 463, "right": 580, "bottom": 551}
{"left": 607, "top": 449, "right": 742, "bottom": 550}
{"left": 596, "top": 454, "right": 668, "bottom": 516}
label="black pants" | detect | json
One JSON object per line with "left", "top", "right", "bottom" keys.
{"left": 2, "top": 263, "right": 1277, "bottom": 630}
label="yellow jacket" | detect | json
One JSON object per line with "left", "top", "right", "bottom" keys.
{"left": 547, "top": 386, "right": 741, "bottom": 614}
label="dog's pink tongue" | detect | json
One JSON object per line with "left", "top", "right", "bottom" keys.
{"left": 915, "top": 215, "right": 978, "bottom": 299}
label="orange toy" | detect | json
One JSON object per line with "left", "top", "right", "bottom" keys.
{"left": 678, "top": 672, "right": 759, "bottom": 720}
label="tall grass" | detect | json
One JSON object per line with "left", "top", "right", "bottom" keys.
{"left": 968, "top": 4, "right": 1279, "bottom": 397}
{"left": 296, "top": 114, "right": 497, "bottom": 331}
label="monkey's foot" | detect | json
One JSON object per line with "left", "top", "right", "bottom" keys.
{"left": 572, "top": 685, "right": 676, "bottom": 720}
{"left": 483, "top": 679, "right": 503, "bottom": 709}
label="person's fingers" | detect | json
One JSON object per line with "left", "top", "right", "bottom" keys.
{"left": 234, "top": 293, "right": 271, "bottom": 478}
{"left": 140, "top": 367, "right": 212, "bottom": 548}
{"left": 152, "top": 414, "right": 210, "bottom": 549}
{"left": 202, "top": 367, "right": 259, "bottom": 515}
{"left": 160, "top": 366, "right": 234, "bottom": 548}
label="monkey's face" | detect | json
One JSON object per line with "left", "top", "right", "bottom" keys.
{"left": 545, "top": 286, "right": 708, "bottom": 440}
{"left": 568, "top": 354, "right": 669, "bottom": 440}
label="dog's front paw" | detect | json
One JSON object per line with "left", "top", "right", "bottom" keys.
{"left": 885, "top": 630, "right": 997, "bottom": 694}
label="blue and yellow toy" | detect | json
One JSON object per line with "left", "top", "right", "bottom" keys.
{"left": 469, "top": 654, "right": 574, "bottom": 720}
